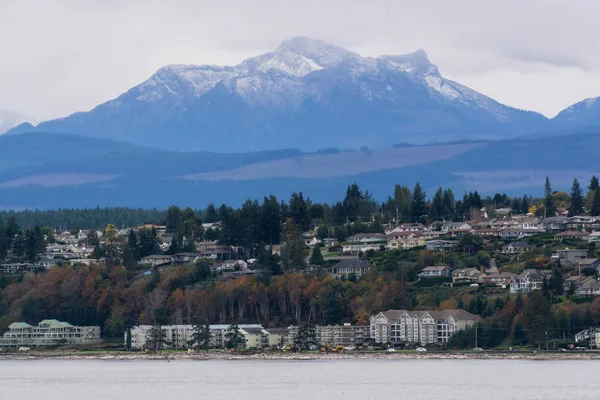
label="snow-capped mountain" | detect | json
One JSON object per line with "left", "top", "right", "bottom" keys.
{"left": 552, "top": 97, "right": 600, "bottom": 130}
{"left": 0, "top": 110, "right": 31, "bottom": 135}
{"left": 9, "top": 37, "right": 549, "bottom": 152}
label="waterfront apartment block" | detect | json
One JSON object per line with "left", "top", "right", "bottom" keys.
{"left": 287, "top": 324, "right": 370, "bottom": 347}
{"left": 369, "top": 309, "right": 479, "bottom": 345}
{"left": 0, "top": 319, "right": 101, "bottom": 347}
{"left": 128, "top": 324, "right": 271, "bottom": 350}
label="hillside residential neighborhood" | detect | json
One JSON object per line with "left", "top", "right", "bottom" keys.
{"left": 2, "top": 178, "right": 600, "bottom": 353}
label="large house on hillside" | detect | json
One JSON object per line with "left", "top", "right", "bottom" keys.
{"left": 369, "top": 309, "right": 479, "bottom": 345}
{"left": 509, "top": 269, "right": 547, "bottom": 294}
{"left": 418, "top": 266, "right": 451, "bottom": 279}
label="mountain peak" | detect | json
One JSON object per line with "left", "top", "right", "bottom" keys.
{"left": 379, "top": 49, "right": 437, "bottom": 76}
{"left": 275, "top": 36, "right": 358, "bottom": 68}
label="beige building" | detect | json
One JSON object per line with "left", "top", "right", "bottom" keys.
{"left": 262, "top": 328, "right": 289, "bottom": 348}
{"left": 0, "top": 319, "right": 101, "bottom": 348}
{"left": 452, "top": 268, "right": 484, "bottom": 283}
{"left": 369, "top": 309, "right": 479, "bottom": 345}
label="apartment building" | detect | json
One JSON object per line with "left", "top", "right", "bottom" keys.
{"left": 128, "top": 324, "right": 268, "bottom": 350}
{"left": 369, "top": 309, "right": 479, "bottom": 345}
{"left": 287, "top": 324, "right": 370, "bottom": 347}
{"left": 0, "top": 319, "right": 101, "bottom": 348}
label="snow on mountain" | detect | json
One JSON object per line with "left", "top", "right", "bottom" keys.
{"left": 553, "top": 97, "right": 600, "bottom": 127}
{"left": 9, "top": 37, "right": 551, "bottom": 152}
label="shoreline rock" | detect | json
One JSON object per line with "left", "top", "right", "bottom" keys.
{"left": 1, "top": 351, "right": 600, "bottom": 361}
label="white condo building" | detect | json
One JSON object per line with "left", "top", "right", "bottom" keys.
{"left": 369, "top": 309, "right": 479, "bottom": 345}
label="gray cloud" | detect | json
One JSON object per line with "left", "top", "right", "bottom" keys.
{"left": 1, "top": 0, "right": 600, "bottom": 120}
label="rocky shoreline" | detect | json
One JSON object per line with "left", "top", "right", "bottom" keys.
{"left": 2, "top": 351, "right": 600, "bottom": 361}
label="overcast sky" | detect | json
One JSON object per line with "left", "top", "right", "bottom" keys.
{"left": 1, "top": 0, "right": 600, "bottom": 121}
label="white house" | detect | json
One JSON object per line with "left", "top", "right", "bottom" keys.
{"left": 369, "top": 309, "right": 479, "bottom": 345}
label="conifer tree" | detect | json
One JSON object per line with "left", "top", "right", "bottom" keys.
{"left": 544, "top": 177, "right": 556, "bottom": 217}
{"left": 589, "top": 175, "right": 600, "bottom": 191}
{"left": 309, "top": 245, "right": 325, "bottom": 265}
{"left": 591, "top": 189, "right": 600, "bottom": 216}
{"left": 568, "top": 178, "right": 584, "bottom": 217}
{"left": 430, "top": 187, "right": 444, "bottom": 221}
{"left": 411, "top": 182, "right": 427, "bottom": 223}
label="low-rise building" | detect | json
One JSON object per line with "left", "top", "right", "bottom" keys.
{"left": 386, "top": 233, "right": 426, "bottom": 250}
{"left": 575, "top": 328, "right": 600, "bottom": 348}
{"left": 0, "top": 263, "right": 34, "bottom": 274}
{"left": 369, "top": 309, "right": 479, "bottom": 345}
{"left": 347, "top": 233, "right": 386, "bottom": 244}
{"left": 262, "top": 328, "right": 289, "bottom": 348}
{"left": 128, "top": 324, "right": 267, "bottom": 350}
{"left": 552, "top": 249, "right": 588, "bottom": 265}
{"left": 140, "top": 255, "right": 174, "bottom": 267}
{"left": 479, "top": 272, "right": 518, "bottom": 285}
{"left": 555, "top": 231, "right": 590, "bottom": 241}
{"left": 418, "top": 266, "right": 451, "bottom": 279}
{"left": 341, "top": 243, "right": 381, "bottom": 255}
{"left": 452, "top": 268, "right": 484, "bottom": 283}
{"left": 288, "top": 324, "right": 369, "bottom": 347}
{"left": 0, "top": 319, "right": 101, "bottom": 348}
{"left": 426, "top": 240, "right": 459, "bottom": 252}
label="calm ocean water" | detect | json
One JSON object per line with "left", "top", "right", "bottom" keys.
{"left": 1, "top": 359, "right": 599, "bottom": 400}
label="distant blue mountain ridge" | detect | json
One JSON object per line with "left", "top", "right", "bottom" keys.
{"left": 0, "top": 131, "right": 598, "bottom": 209}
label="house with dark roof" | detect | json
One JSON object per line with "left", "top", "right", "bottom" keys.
{"left": 418, "top": 266, "right": 451, "bottom": 279}
{"left": 329, "top": 259, "right": 371, "bottom": 279}
{"left": 479, "top": 272, "right": 518, "bottom": 285}
{"left": 509, "top": 269, "right": 547, "bottom": 294}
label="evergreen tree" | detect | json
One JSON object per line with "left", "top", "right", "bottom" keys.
{"left": 294, "top": 324, "right": 318, "bottom": 350}
{"left": 522, "top": 290, "right": 554, "bottom": 348}
{"left": 148, "top": 266, "right": 161, "bottom": 291}
{"left": 289, "top": 192, "right": 311, "bottom": 231}
{"left": 589, "top": 175, "right": 600, "bottom": 191}
{"left": 260, "top": 195, "right": 282, "bottom": 245}
{"left": 193, "top": 259, "right": 212, "bottom": 282}
{"left": 343, "top": 183, "right": 363, "bottom": 221}
{"left": 165, "top": 205, "right": 183, "bottom": 233}
{"left": 511, "top": 317, "right": 527, "bottom": 346}
{"left": 591, "top": 189, "right": 600, "bottom": 216}
{"left": 204, "top": 203, "right": 219, "bottom": 223}
{"left": 280, "top": 235, "right": 307, "bottom": 271}
{"left": 442, "top": 189, "right": 455, "bottom": 220}
{"left": 122, "top": 245, "right": 138, "bottom": 275}
{"left": 125, "top": 327, "right": 132, "bottom": 351}
{"left": 544, "top": 177, "right": 556, "bottom": 217}
{"left": 411, "top": 182, "right": 427, "bottom": 223}
{"left": 127, "top": 229, "right": 139, "bottom": 259}
{"left": 521, "top": 194, "right": 530, "bottom": 215}
{"left": 145, "top": 325, "right": 167, "bottom": 351}
{"left": 309, "top": 245, "right": 325, "bottom": 265}
{"left": 225, "top": 324, "right": 245, "bottom": 350}
{"left": 550, "top": 269, "right": 564, "bottom": 297}
{"left": 189, "top": 323, "right": 213, "bottom": 351}
{"left": 568, "top": 178, "right": 584, "bottom": 217}
{"left": 430, "top": 188, "right": 444, "bottom": 221}
{"left": 24, "top": 229, "right": 39, "bottom": 262}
